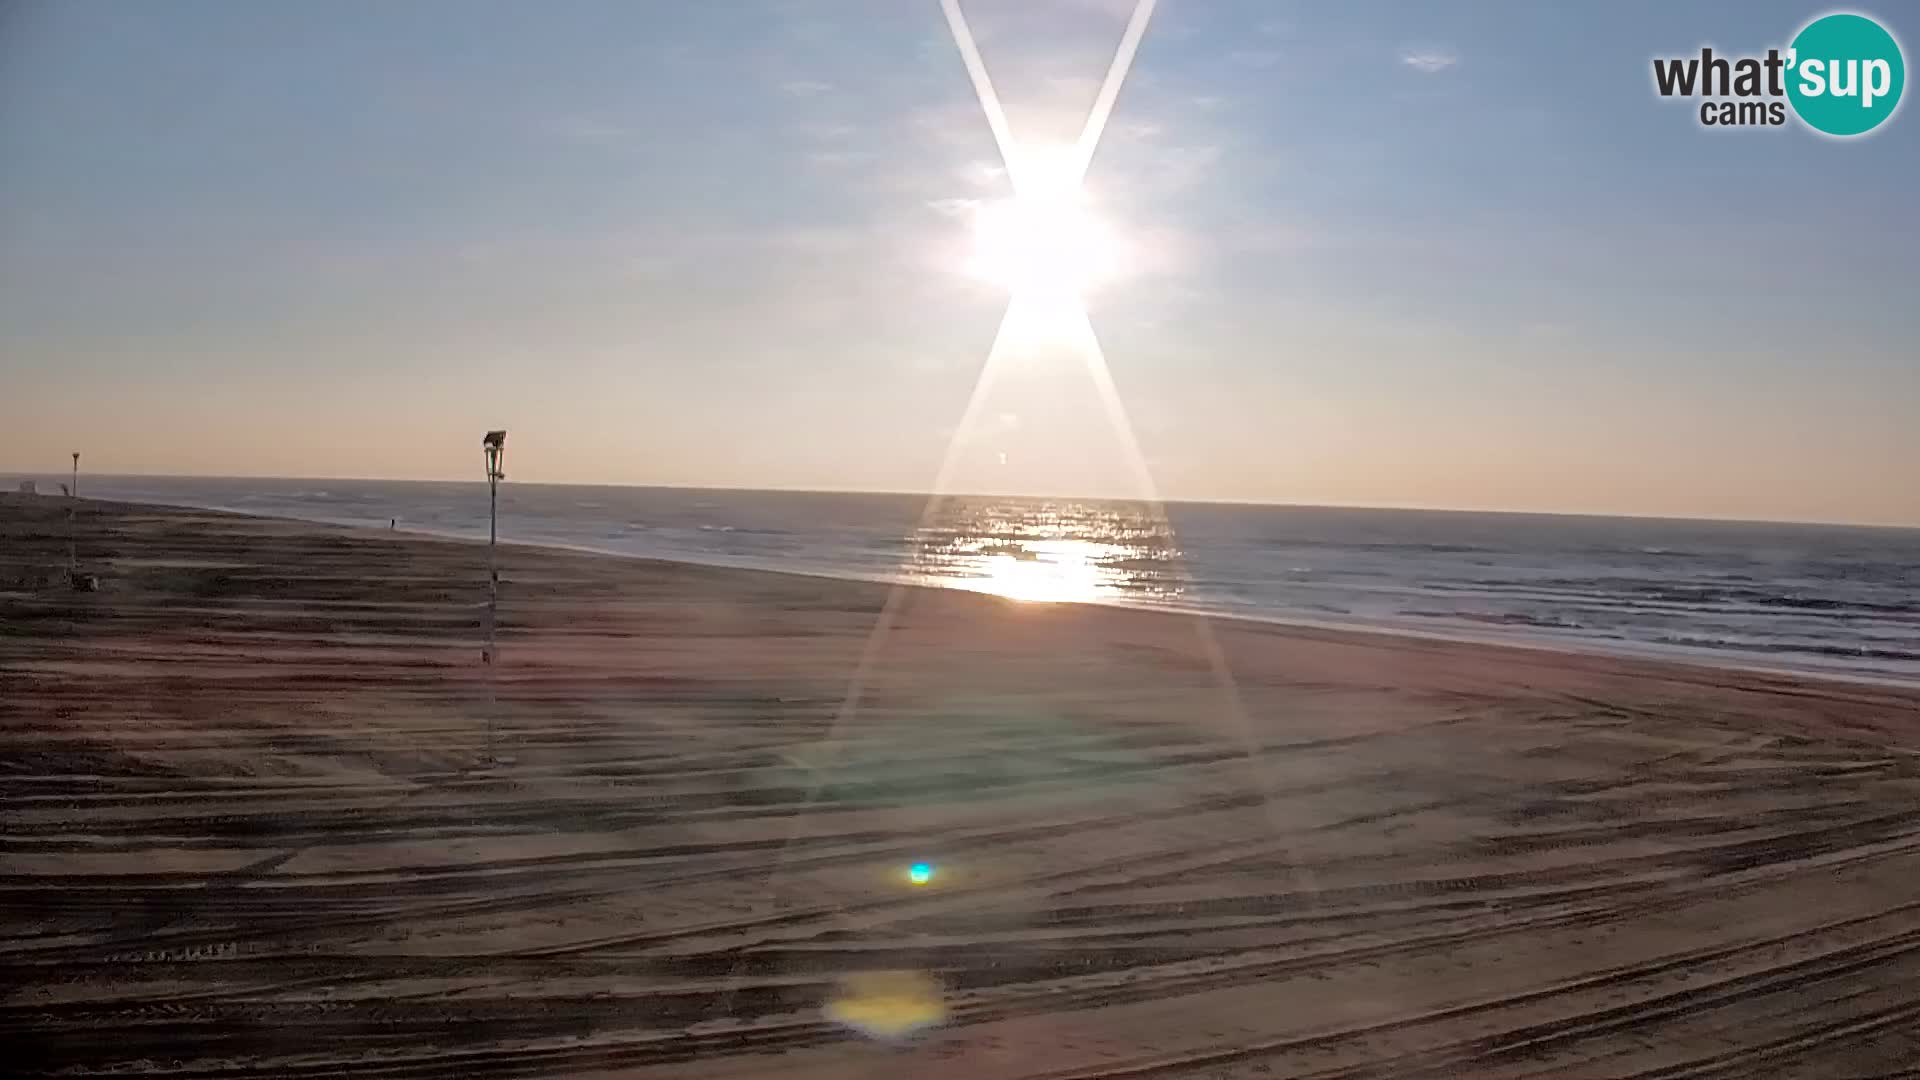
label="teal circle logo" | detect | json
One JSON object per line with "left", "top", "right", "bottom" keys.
{"left": 1786, "top": 13, "right": 1905, "bottom": 136}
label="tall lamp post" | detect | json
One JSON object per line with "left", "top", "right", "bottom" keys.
{"left": 481, "top": 430, "right": 507, "bottom": 764}
{"left": 66, "top": 452, "right": 80, "bottom": 580}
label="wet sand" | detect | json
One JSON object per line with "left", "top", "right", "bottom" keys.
{"left": 4, "top": 493, "right": 1920, "bottom": 1078}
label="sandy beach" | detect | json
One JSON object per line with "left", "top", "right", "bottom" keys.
{"left": 4, "top": 493, "right": 1920, "bottom": 1078}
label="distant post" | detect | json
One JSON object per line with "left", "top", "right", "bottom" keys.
{"left": 481, "top": 430, "right": 507, "bottom": 764}
{"left": 66, "top": 455, "right": 78, "bottom": 578}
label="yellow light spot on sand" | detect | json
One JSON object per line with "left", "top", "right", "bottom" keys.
{"left": 825, "top": 970, "right": 947, "bottom": 1039}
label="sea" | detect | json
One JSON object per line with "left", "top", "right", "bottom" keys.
{"left": 15, "top": 474, "right": 1919, "bottom": 686}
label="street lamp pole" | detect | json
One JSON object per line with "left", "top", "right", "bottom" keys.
{"left": 481, "top": 430, "right": 507, "bottom": 765}
{"left": 66, "top": 452, "right": 79, "bottom": 579}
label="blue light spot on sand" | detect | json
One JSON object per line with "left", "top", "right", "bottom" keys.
{"left": 908, "top": 862, "right": 935, "bottom": 886}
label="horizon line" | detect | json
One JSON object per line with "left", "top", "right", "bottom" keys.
{"left": 3, "top": 467, "right": 1915, "bottom": 532}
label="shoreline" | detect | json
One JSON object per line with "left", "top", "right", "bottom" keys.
{"left": 9, "top": 471, "right": 1918, "bottom": 532}
{"left": 51, "top": 491, "right": 1920, "bottom": 693}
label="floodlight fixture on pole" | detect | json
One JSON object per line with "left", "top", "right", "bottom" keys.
{"left": 481, "top": 429, "right": 506, "bottom": 765}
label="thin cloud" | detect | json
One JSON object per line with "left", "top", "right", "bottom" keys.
{"left": 1228, "top": 48, "right": 1282, "bottom": 69}
{"left": 807, "top": 150, "right": 876, "bottom": 168}
{"left": 780, "top": 79, "right": 833, "bottom": 96}
{"left": 958, "top": 161, "right": 1008, "bottom": 188}
{"left": 765, "top": 225, "right": 873, "bottom": 255}
{"left": 910, "top": 102, "right": 991, "bottom": 149}
{"left": 1400, "top": 48, "right": 1459, "bottom": 74}
{"left": 791, "top": 122, "right": 858, "bottom": 141}
{"left": 544, "top": 114, "right": 631, "bottom": 149}
{"left": 1112, "top": 140, "right": 1221, "bottom": 196}
{"left": 925, "top": 197, "right": 982, "bottom": 218}
{"left": 1060, "top": 0, "right": 1143, "bottom": 18}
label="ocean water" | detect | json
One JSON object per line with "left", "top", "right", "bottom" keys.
{"left": 18, "top": 474, "right": 1920, "bottom": 685}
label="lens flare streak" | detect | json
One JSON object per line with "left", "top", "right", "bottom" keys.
{"left": 770, "top": 0, "right": 1276, "bottom": 926}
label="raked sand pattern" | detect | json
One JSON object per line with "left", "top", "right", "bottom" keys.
{"left": 5, "top": 496, "right": 1920, "bottom": 1078}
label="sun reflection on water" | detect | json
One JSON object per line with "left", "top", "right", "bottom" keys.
{"left": 908, "top": 499, "right": 1184, "bottom": 606}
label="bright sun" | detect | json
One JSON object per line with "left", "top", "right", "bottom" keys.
{"left": 966, "top": 148, "right": 1119, "bottom": 301}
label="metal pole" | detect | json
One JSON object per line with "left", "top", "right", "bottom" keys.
{"left": 67, "top": 452, "right": 80, "bottom": 580}
{"left": 479, "top": 430, "right": 506, "bottom": 768}
{"left": 485, "top": 473, "right": 498, "bottom": 764}
{"left": 66, "top": 478, "right": 77, "bottom": 578}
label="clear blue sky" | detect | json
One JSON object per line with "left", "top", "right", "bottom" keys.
{"left": 2, "top": 1, "right": 1915, "bottom": 524}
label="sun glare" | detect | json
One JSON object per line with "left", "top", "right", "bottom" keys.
{"left": 966, "top": 147, "right": 1120, "bottom": 303}
{"left": 966, "top": 539, "right": 1109, "bottom": 604}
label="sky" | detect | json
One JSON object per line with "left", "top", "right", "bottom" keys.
{"left": 2, "top": 0, "right": 1916, "bottom": 526}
